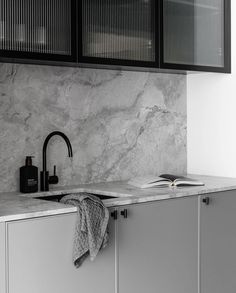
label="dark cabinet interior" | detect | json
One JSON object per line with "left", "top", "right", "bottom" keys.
{"left": 80, "top": 0, "right": 156, "bottom": 66}
{"left": 0, "top": 0, "right": 76, "bottom": 61}
{"left": 0, "top": 0, "right": 231, "bottom": 73}
{"left": 161, "top": 0, "right": 231, "bottom": 73}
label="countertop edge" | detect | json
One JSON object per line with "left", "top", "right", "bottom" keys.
{"left": 1, "top": 175, "right": 236, "bottom": 222}
{"left": 0, "top": 206, "right": 78, "bottom": 223}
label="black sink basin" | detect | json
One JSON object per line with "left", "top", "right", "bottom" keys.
{"left": 35, "top": 193, "right": 117, "bottom": 202}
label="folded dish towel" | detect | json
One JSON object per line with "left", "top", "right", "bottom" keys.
{"left": 60, "top": 193, "right": 109, "bottom": 268}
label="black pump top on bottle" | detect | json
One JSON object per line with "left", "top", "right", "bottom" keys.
{"left": 25, "top": 156, "right": 33, "bottom": 166}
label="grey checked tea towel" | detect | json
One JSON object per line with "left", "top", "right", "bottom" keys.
{"left": 61, "top": 193, "right": 109, "bottom": 268}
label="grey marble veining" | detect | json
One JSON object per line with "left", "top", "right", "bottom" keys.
{"left": 0, "top": 192, "right": 77, "bottom": 222}
{"left": 20, "top": 174, "right": 236, "bottom": 206}
{"left": 0, "top": 63, "right": 186, "bottom": 192}
{"left": 1, "top": 175, "right": 236, "bottom": 222}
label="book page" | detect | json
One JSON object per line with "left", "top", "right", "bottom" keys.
{"left": 128, "top": 176, "right": 171, "bottom": 188}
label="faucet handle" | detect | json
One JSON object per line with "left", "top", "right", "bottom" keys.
{"left": 48, "top": 165, "right": 59, "bottom": 185}
{"left": 53, "top": 165, "right": 57, "bottom": 176}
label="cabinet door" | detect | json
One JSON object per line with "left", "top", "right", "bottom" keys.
{"left": 200, "top": 191, "right": 236, "bottom": 293}
{"left": 0, "top": 0, "right": 76, "bottom": 62}
{"left": 0, "top": 223, "right": 6, "bottom": 293}
{"left": 161, "top": 0, "right": 231, "bottom": 73}
{"left": 118, "top": 197, "right": 198, "bottom": 293}
{"left": 7, "top": 213, "right": 115, "bottom": 293}
{"left": 79, "top": 0, "right": 157, "bottom": 67}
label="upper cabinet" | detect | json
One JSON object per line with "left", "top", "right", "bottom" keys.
{"left": 79, "top": 0, "right": 157, "bottom": 68}
{"left": 0, "top": 0, "right": 77, "bottom": 62}
{"left": 161, "top": 0, "right": 231, "bottom": 72}
{"left": 200, "top": 191, "right": 236, "bottom": 293}
{"left": 0, "top": 0, "right": 231, "bottom": 73}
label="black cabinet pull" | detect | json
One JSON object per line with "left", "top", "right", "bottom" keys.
{"left": 111, "top": 210, "right": 118, "bottom": 220}
{"left": 120, "top": 209, "right": 128, "bottom": 219}
{"left": 202, "top": 197, "right": 210, "bottom": 205}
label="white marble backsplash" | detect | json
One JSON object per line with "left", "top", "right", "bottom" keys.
{"left": 0, "top": 63, "right": 186, "bottom": 192}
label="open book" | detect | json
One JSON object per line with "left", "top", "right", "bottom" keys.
{"left": 128, "top": 174, "right": 204, "bottom": 189}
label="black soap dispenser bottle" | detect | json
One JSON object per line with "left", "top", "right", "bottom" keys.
{"left": 20, "top": 156, "right": 38, "bottom": 193}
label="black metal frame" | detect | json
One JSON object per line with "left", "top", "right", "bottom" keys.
{"left": 77, "top": 0, "right": 159, "bottom": 69}
{"left": 0, "top": 0, "right": 77, "bottom": 63}
{"left": 159, "top": 0, "right": 231, "bottom": 73}
{"left": 0, "top": 0, "right": 231, "bottom": 73}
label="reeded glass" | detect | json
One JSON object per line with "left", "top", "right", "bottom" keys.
{"left": 0, "top": 0, "right": 72, "bottom": 55}
{"left": 163, "top": 0, "right": 224, "bottom": 67}
{"left": 82, "top": 0, "right": 156, "bottom": 62}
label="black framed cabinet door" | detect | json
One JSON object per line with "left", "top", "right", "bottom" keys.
{"left": 161, "top": 0, "right": 231, "bottom": 73}
{"left": 79, "top": 0, "right": 158, "bottom": 68}
{"left": 0, "top": 0, "right": 77, "bottom": 62}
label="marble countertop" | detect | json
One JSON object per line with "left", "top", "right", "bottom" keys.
{"left": 1, "top": 174, "right": 236, "bottom": 222}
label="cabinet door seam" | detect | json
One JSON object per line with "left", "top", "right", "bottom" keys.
{"left": 198, "top": 196, "right": 201, "bottom": 293}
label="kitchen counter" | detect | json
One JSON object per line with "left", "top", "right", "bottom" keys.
{"left": 1, "top": 174, "right": 236, "bottom": 222}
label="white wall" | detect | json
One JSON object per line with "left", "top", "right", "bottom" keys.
{"left": 187, "top": 1, "right": 236, "bottom": 177}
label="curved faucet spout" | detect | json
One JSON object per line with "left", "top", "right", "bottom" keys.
{"left": 42, "top": 131, "right": 73, "bottom": 171}
{"left": 41, "top": 131, "right": 73, "bottom": 191}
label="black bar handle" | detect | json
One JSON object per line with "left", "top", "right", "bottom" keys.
{"left": 48, "top": 165, "right": 59, "bottom": 185}
{"left": 202, "top": 197, "right": 210, "bottom": 205}
{"left": 120, "top": 209, "right": 128, "bottom": 219}
{"left": 111, "top": 210, "right": 118, "bottom": 220}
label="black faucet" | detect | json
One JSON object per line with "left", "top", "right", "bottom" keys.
{"left": 40, "top": 131, "right": 73, "bottom": 191}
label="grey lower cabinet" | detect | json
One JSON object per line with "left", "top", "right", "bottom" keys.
{"left": 200, "top": 190, "right": 236, "bottom": 293}
{"left": 2, "top": 190, "right": 236, "bottom": 293}
{"left": 0, "top": 223, "right": 6, "bottom": 293}
{"left": 117, "top": 197, "right": 198, "bottom": 293}
{"left": 6, "top": 213, "right": 115, "bottom": 293}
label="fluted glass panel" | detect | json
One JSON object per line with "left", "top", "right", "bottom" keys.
{"left": 0, "top": 0, "right": 71, "bottom": 55}
{"left": 163, "top": 0, "right": 224, "bottom": 67}
{"left": 82, "top": 0, "right": 155, "bottom": 62}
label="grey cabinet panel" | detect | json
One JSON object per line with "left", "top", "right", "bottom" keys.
{"left": 7, "top": 213, "right": 115, "bottom": 293}
{"left": 200, "top": 190, "right": 236, "bottom": 293}
{"left": 118, "top": 197, "right": 198, "bottom": 293}
{"left": 0, "top": 223, "right": 6, "bottom": 293}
